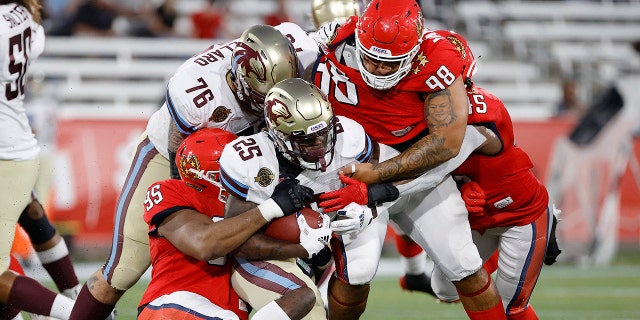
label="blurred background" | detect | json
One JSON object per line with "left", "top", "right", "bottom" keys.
{"left": 16, "top": 0, "right": 640, "bottom": 271}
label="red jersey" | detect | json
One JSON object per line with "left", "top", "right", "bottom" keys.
{"left": 139, "top": 179, "right": 248, "bottom": 320}
{"left": 311, "top": 18, "right": 464, "bottom": 145}
{"left": 454, "top": 85, "right": 549, "bottom": 231}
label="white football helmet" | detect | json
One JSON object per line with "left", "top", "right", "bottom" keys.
{"left": 264, "top": 78, "right": 336, "bottom": 172}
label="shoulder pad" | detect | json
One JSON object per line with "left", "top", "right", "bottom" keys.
{"left": 219, "top": 133, "right": 278, "bottom": 202}
{"left": 335, "top": 116, "right": 373, "bottom": 163}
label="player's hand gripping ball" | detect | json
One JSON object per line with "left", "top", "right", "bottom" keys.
{"left": 264, "top": 207, "right": 324, "bottom": 243}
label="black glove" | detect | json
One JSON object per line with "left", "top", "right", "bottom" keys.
{"left": 544, "top": 215, "right": 562, "bottom": 265}
{"left": 271, "top": 178, "right": 314, "bottom": 216}
{"left": 304, "top": 245, "right": 333, "bottom": 270}
{"left": 367, "top": 182, "right": 400, "bottom": 207}
{"left": 168, "top": 150, "right": 180, "bottom": 179}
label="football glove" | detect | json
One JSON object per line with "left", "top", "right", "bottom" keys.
{"left": 318, "top": 174, "right": 399, "bottom": 212}
{"left": 313, "top": 21, "right": 339, "bottom": 54}
{"left": 298, "top": 213, "right": 332, "bottom": 259}
{"left": 330, "top": 202, "right": 374, "bottom": 235}
{"left": 258, "top": 178, "right": 314, "bottom": 221}
{"left": 460, "top": 181, "right": 486, "bottom": 214}
{"left": 544, "top": 213, "right": 562, "bottom": 265}
{"left": 304, "top": 245, "right": 333, "bottom": 270}
{"left": 319, "top": 174, "right": 368, "bottom": 212}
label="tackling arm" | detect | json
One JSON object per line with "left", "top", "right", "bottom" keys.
{"left": 395, "top": 124, "right": 489, "bottom": 195}
{"left": 157, "top": 206, "right": 270, "bottom": 261}
{"left": 349, "top": 77, "right": 469, "bottom": 183}
{"left": 225, "top": 195, "right": 311, "bottom": 260}
{"left": 321, "top": 124, "right": 499, "bottom": 212}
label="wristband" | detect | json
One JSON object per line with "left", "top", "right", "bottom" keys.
{"left": 367, "top": 182, "right": 400, "bottom": 207}
{"left": 257, "top": 198, "right": 284, "bottom": 221}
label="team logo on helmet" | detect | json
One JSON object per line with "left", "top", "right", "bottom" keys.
{"left": 179, "top": 153, "right": 201, "bottom": 182}
{"left": 209, "top": 106, "right": 232, "bottom": 123}
{"left": 234, "top": 42, "right": 267, "bottom": 82}
{"left": 445, "top": 35, "right": 466, "bottom": 59}
{"left": 254, "top": 167, "right": 275, "bottom": 187}
{"left": 265, "top": 98, "right": 292, "bottom": 126}
{"left": 415, "top": 10, "right": 424, "bottom": 37}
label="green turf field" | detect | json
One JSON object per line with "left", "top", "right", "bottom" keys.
{"left": 102, "top": 256, "right": 640, "bottom": 320}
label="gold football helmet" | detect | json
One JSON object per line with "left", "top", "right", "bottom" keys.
{"left": 312, "top": 0, "right": 365, "bottom": 29}
{"left": 232, "top": 25, "right": 300, "bottom": 114}
{"left": 264, "top": 78, "right": 336, "bottom": 172}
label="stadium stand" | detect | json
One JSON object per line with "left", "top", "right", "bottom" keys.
{"left": 30, "top": 37, "right": 212, "bottom": 115}
{"left": 29, "top": 0, "right": 639, "bottom": 120}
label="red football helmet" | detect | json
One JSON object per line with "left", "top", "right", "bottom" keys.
{"left": 435, "top": 30, "right": 477, "bottom": 85}
{"left": 175, "top": 128, "right": 238, "bottom": 202}
{"left": 355, "top": 0, "right": 423, "bottom": 90}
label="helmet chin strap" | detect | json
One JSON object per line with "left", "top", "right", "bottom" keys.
{"left": 306, "top": 149, "right": 327, "bottom": 172}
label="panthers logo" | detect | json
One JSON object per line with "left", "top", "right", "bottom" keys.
{"left": 209, "top": 106, "right": 232, "bottom": 123}
{"left": 265, "top": 98, "right": 292, "bottom": 126}
{"left": 233, "top": 42, "right": 267, "bottom": 82}
{"left": 415, "top": 9, "right": 424, "bottom": 37}
{"left": 254, "top": 167, "right": 275, "bottom": 187}
{"left": 179, "top": 153, "right": 201, "bottom": 181}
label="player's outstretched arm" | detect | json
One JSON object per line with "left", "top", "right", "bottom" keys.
{"left": 346, "top": 77, "right": 469, "bottom": 184}
{"left": 159, "top": 178, "right": 313, "bottom": 261}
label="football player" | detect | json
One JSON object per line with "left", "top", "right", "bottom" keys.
{"left": 69, "top": 23, "right": 321, "bottom": 319}
{"left": 0, "top": 1, "right": 81, "bottom": 318}
{"left": 220, "top": 78, "right": 491, "bottom": 319}
{"left": 220, "top": 79, "right": 346, "bottom": 320}
{"left": 138, "top": 127, "right": 323, "bottom": 320}
{"left": 393, "top": 30, "right": 559, "bottom": 319}
{"left": 308, "top": 0, "right": 505, "bottom": 318}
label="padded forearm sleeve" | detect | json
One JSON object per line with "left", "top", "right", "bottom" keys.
{"left": 168, "top": 150, "right": 180, "bottom": 179}
{"left": 367, "top": 183, "right": 399, "bottom": 207}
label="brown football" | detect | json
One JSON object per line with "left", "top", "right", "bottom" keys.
{"left": 263, "top": 207, "right": 324, "bottom": 243}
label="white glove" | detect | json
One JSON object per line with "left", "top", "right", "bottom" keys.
{"left": 330, "top": 202, "right": 373, "bottom": 235}
{"left": 313, "top": 21, "right": 340, "bottom": 54}
{"left": 298, "top": 213, "right": 332, "bottom": 259}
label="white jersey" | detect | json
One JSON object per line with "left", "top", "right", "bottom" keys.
{"left": 220, "top": 116, "right": 372, "bottom": 204}
{"left": 0, "top": 4, "right": 45, "bottom": 161}
{"left": 146, "top": 22, "right": 320, "bottom": 159}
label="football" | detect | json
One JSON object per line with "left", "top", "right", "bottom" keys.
{"left": 263, "top": 207, "right": 324, "bottom": 243}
